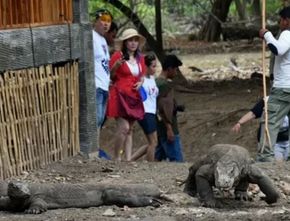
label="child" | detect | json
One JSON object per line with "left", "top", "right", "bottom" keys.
{"left": 131, "top": 53, "right": 159, "bottom": 161}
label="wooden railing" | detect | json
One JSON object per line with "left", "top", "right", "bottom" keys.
{"left": 0, "top": 61, "right": 79, "bottom": 179}
{"left": 0, "top": 0, "right": 73, "bottom": 30}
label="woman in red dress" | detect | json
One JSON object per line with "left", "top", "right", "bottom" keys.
{"left": 107, "top": 28, "right": 146, "bottom": 161}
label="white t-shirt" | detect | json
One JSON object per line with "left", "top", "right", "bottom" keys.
{"left": 142, "top": 76, "right": 159, "bottom": 114}
{"left": 93, "top": 30, "right": 110, "bottom": 91}
{"left": 264, "top": 30, "right": 290, "bottom": 88}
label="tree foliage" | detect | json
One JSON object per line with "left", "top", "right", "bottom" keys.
{"left": 88, "top": 0, "right": 290, "bottom": 44}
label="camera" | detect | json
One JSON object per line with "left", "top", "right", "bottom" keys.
{"left": 176, "top": 105, "right": 185, "bottom": 112}
{"left": 122, "top": 53, "right": 129, "bottom": 61}
{"left": 174, "top": 104, "right": 185, "bottom": 115}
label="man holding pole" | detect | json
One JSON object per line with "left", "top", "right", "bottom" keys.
{"left": 258, "top": 6, "right": 290, "bottom": 162}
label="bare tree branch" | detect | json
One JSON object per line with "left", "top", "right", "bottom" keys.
{"left": 105, "top": 0, "right": 165, "bottom": 61}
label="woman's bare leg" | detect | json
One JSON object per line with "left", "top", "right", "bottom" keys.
{"left": 113, "top": 118, "right": 130, "bottom": 161}
{"left": 130, "top": 131, "right": 157, "bottom": 162}
{"left": 145, "top": 131, "right": 158, "bottom": 161}
{"left": 124, "top": 121, "right": 134, "bottom": 161}
{"left": 130, "top": 144, "right": 148, "bottom": 161}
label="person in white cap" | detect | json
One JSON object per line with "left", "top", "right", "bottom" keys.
{"left": 107, "top": 28, "right": 147, "bottom": 161}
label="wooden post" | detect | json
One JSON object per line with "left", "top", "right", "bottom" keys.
{"left": 261, "top": 0, "right": 271, "bottom": 151}
{"left": 73, "top": 0, "right": 98, "bottom": 156}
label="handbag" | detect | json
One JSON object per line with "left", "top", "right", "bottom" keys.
{"left": 117, "top": 89, "right": 145, "bottom": 120}
{"left": 139, "top": 86, "right": 147, "bottom": 101}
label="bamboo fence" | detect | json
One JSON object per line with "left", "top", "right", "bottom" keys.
{"left": 0, "top": 61, "right": 79, "bottom": 179}
{"left": 0, "top": 0, "right": 73, "bottom": 29}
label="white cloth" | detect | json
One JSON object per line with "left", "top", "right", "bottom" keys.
{"left": 280, "top": 115, "right": 289, "bottom": 130}
{"left": 126, "top": 61, "right": 140, "bottom": 76}
{"left": 264, "top": 30, "right": 290, "bottom": 88}
{"left": 275, "top": 115, "right": 289, "bottom": 160}
{"left": 93, "top": 30, "right": 110, "bottom": 91}
{"left": 142, "top": 76, "right": 159, "bottom": 114}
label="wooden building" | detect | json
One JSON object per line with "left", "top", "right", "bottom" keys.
{"left": 0, "top": 0, "right": 96, "bottom": 178}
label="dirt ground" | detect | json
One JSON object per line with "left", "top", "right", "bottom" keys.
{"left": 2, "top": 42, "right": 290, "bottom": 221}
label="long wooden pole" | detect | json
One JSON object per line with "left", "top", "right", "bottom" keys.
{"left": 261, "top": 0, "right": 271, "bottom": 152}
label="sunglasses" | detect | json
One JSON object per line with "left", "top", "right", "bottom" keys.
{"left": 99, "top": 14, "right": 112, "bottom": 23}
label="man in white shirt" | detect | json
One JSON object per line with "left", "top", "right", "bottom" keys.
{"left": 93, "top": 9, "right": 112, "bottom": 150}
{"left": 258, "top": 6, "right": 290, "bottom": 161}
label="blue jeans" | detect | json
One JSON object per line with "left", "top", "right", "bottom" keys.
{"left": 96, "top": 88, "right": 108, "bottom": 128}
{"left": 155, "top": 135, "right": 183, "bottom": 162}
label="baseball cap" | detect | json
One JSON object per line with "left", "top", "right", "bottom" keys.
{"left": 279, "top": 6, "right": 290, "bottom": 19}
{"left": 162, "top": 54, "right": 183, "bottom": 70}
{"left": 94, "top": 8, "right": 113, "bottom": 20}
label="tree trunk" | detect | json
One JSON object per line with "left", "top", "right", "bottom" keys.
{"left": 222, "top": 23, "right": 279, "bottom": 40}
{"left": 235, "top": 0, "right": 246, "bottom": 20}
{"left": 155, "top": 0, "right": 163, "bottom": 53}
{"left": 105, "top": 0, "right": 187, "bottom": 85}
{"left": 105, "top": 0, "right": 165, "bottom": 62}
{"left": 252, "top": 0, "right": 260, "bottom": 20}
{"left": 199, "top": 0, "right": 233, "bottom": 42}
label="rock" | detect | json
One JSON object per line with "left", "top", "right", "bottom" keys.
{"left": 281, "top": 175, "right": 290, "bottom": 183}
{"left": 121, "top": 205, "right": 131, "bottom": 211}
{"left": 162, "top": 192, "right": 199, "bottom": 206}
{"left": 102, "top": 208, "right": 116, "bottom": 217}
{"left": 279, "top": 181, "right": 290, "bottom": 195}
{"left": 248, "top": 184, "right": 260, "bottom": 194}
{"left": 101, "top": 166, "right": 114, "bottom": 173}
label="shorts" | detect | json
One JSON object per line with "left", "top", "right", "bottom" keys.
{"left": 138, "top": 113, "right": 157, "bottom": 135}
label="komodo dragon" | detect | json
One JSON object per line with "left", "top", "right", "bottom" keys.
{"left": 0, "top": 182, "right": 161, "bottom": 214}
{"left": 183, "top": 144, "right": 280, "bottom": 207}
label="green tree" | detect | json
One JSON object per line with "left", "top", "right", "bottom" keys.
{"left": 98, "top": 0, "right": 166, "bottom": 61}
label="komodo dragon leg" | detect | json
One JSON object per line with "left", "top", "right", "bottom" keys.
{"left": 248, "top": 164, "right": 280, "bottom": 204}
{"left": 183, "top": 164, "right": 198, "bottom": 196}
{"left": 195, "top": 164, "right": 221, "bottom": 208}
{"left": 234, "top": 179, "right": 252, "bottom": 201}
{"left": 0, "top": 197, "right": 11, "bottom": 211}
{"left": 24, "top": 198, "right": 48, "bottom": 214}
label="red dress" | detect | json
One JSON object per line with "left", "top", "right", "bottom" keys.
{"left": 106, "top": 51, "right": 146, "bottom": 119}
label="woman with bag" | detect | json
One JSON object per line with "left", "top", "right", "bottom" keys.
{"left": 107, "top": 28, "right": 146, "bottom": 161}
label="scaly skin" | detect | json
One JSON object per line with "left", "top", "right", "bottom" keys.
{"left": 183, "top": 144, "right": 280, "bottom": 207}
{"left": 0, "top": 182, "right": 161, "bottom": 214}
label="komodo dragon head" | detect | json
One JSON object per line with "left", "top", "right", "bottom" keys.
{"left": 214, "top": 160, "right": 240, "bottom": 190}
{"left": 8, "top": 182, "right": 30, "bottom": 199}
